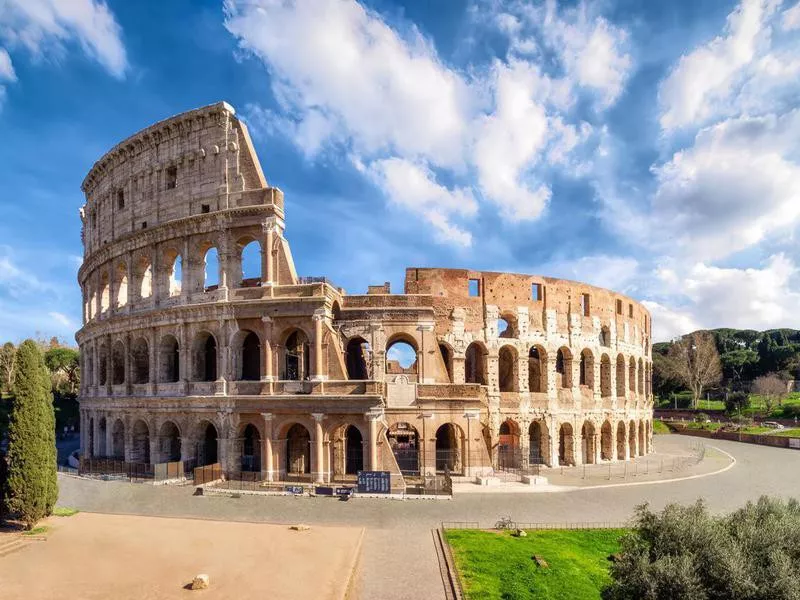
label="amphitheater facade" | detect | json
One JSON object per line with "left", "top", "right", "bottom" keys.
{"left": 76, "top": 102, "right": 653, "bottom": 487}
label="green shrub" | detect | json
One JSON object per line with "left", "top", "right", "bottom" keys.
{"left": 724, "top": 391, "right": 750, "bottom": 414}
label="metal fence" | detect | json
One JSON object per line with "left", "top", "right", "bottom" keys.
{"left": 79, "top": 457, "right": 194, "bottom": 482}
{"left": 441, "top": 520, "right": 629, "bottom": 531}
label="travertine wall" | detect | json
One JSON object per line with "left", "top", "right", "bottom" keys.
{"left": 77, "top": 102, "right": 653, "bottom": 486}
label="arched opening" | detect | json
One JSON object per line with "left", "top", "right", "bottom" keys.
{"left": 345, "top": 337, "right": 370, "bottom": 380}
{"left": 639, "top": 420, "right": 646, "bottom": 456}
{"left": 498, "top": 420, "right": 520, "bottom": 468}
{"left": 241, "top": 331, "right": 261, "bottom": 381}
{"left": 600, "top": 326, "right": 611, "bottom": 347}
{"left": 616, "top": 422, "right": 626, "bottom": 460}
{"left": 137, "top": 256, "right": 152, "bottom": 300}
{"left": 159, "top": 421, "right": 181, "bottom": 463}
{"left": 167, "top": 251, "right": 182, "bottom": 297}
{"left": 581, "top": 421, "right": 596, "bottom": 465}
{"left": 115, "top": 263, "right": 128, "bottom": 308}
{"left": 131, "top": 338, "right": 149, "bottom": 384}
{"left": 628, "top": 420, "right": 637, "bottom": 458}
{"left": 438, "top": 343, "right": 453, "bottom": 383}
{"left": 111, "top": 340, "right": 125, "bottom": 385}
{"left": 98, "top": 418, "right": 107, "bottom": 456}
{"left": 556, "top": 347, "right": 572, "bottom": 389}
{"left": 131, "top": 420, "right": 150, "bottom": 464}
{"left": 111, "top": 419, "right": 125, "bottom": 458}
{"left": 240, "top": 239, "right": 262, "bottom": 286}
{"left": 388, "top": 422, "right": 419, "bottom": 476}
{"left": 497, "top": 314, "right": 517, "bottom": 339}
{"left": 345, "top": 425, "right": 363, "bottom": 475}
{"left": 99, "top": 272, "right": 110, "bottom": 314}
{"left": 600, "top": 354, "right": 611, "bottom": 397}
{"left": 283, "top": 330, "right": 309, "bottom": 381}
{"left": 498, "top": 346, "right": 518, "bottom": 392}
{"left": 629, "top": 357, "right": 636, "bottom": 396}
{"left": 386, "top": 338, "right": 418, "bottom": 378}
{"left": 192, "top": 332, "right": 218, "bottom": 382}
{"left": 158, "top": 335, "right": 180, "bottom": 383}
{"left": 241, "top": 423, "right": 261, "bottom": 472}
{"left": 435, "top": 423, "right": 462, "bottom": 473}
{"left": 203, "top": 247, "right": 220, "bottom": 291}
{"left": 528, "top": 420, "right": 549, "bottom": 465}
{"left": 558, "top": 423, "right": 575, "bottom": 466}
{"left": 286, "top": 423, "right": 311, "bottom": 475}
{"left": 528, "top": 346, "right": 546, "bottom": 393}
{"left": 579, "top": 349, "right": 594, "bottom": 389}
{"left": 97, "top": 343, "right": 109, "bottom": 386}
{"left": 465, "top": 342, "right": 487, "bottom": 385}
{"left": 197, "top": 422, "right": 218, "bottom": 466}
{"left": 601, "top": 421, "right": 613, "bottom": 461}
{"left": 616, "top": 354, "right": 626, "bottom": 397}
{"left": 88, "top": 417, "right": 95, "bottom": 456}
{"left": 638, "top": 358, "right": 644, "bottom": 395}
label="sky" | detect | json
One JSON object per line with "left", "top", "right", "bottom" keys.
{"left": 0, "top": 0, "right": 799, "bottom": 344}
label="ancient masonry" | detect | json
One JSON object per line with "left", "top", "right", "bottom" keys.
{"left": 76, "top": 102, "right": 654, "bottom": 486}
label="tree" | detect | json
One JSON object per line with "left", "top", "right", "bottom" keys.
{"left": 604, "top": 497, "right": 800, "bottom": 600}
{"left": 724, "top": 391, "right": 750, "bottom": 414}
{"left": 719, "top": 348, "right": 759, "bottom": 387}
{"left": 4, "top": 340, "right": 58, "bottom": 529}
{"left": 664, "top": 332, "right": 722, "bottom": 408}
{"left": 0, "top": 342, "right": 15, "bottom": 395}
{"left": 43, "top": 347, "right": 80, "bottom": 395}
{"left": 752, "top": 372, "right": 787, "bottom": 415}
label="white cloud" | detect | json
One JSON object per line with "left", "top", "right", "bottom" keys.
{"left": 658, "top": 0, "right": 779, "bottom": 131}
{"left": 48, "top": 311, "right": 74, "bottom": 328}
{"left": 0, "top": 49, "right": 15, "bottom": 81}
{"left": 782, "top": 2, "right": 800, "bottom": 29}
{"left": 544, "top": 255, "right": 641, "bottom": 293}
{"left": 0, "top": 0, "right": 127, "bottom": 78}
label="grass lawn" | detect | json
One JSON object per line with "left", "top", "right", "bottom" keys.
{"left": 683, "top": 421, "right": 723, "bottom": 432}
{"left": 445, "top": 529, "right": 625, "bottom": 600}
{"left": 771, "top": 428, "right": 800, "bottom": 438}
{"left": 652, "top": 419, "right": 670, "bottom": 434}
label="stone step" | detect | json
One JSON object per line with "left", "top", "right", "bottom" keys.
{"left": 0, "top": 539, "right": 28, "bottom": 558}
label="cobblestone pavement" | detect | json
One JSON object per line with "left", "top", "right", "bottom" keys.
{"left": 57, "top": 436, "right": 800, "bottom": 599}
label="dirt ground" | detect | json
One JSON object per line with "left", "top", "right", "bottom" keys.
{"left": 0, "top": 512, "right": 363, "bottom": 600}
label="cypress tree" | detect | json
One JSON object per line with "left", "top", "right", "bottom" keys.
{"left": 4, "top": 340, "right": 58, "bottom": 529}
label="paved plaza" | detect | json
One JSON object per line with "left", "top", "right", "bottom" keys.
{"left": 53, "top": 435, "right": 800, "bottom": 599}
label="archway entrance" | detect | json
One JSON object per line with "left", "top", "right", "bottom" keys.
{"left": 435, "top": 423, "right": 462, "bottom": 473}
{"left": 345, "top": 425, "right": 363, "bottom": 474}
{"left": 98, "top": 418, "right": 107, "bottom": 457}
{"left": 581, "top": 421, "right": 596, "bottom": 464}
{"left": 616, "top": 421, "right": 626, "bottom": 460}
{"left": 159, "top": 421, "right": 181, "bottom": 462}
{"left": 197, "top": 422, "right": 218, "bottom": 466}
{"left": 241, "top": 424, "right": 261, "bottom": 472}
{"left": 345, "top": 338, "right": 369, "bottom": 380}
{"left": 387, "top": 422, "right": 419, "bottom": 476}
{"left": 132, "top": 420, "right": 150, "bottom": 464}
{"left": 558, "top": 423, "right": 575, "bottom": 466}
{"left": 601, "top": 421, "right": 613, "bottom": 461}
{"left": 628, "top": 420, "right": 637, "bottom": 458}
{"left": 528, "top": 420, "right": 549, "bottom": 465}
{"left": 111, "top": 420, "right": 125, "bottom": 458}
{"left": 639, "top": 420, "right": 646, "bottom": 456}
{"left": 241, "top": 332, "right": 261, "bottom": 380}
{"left": 498, "top": 420, "right": 520, "bottom": 468}
{"left": 286, "top": 423, "right": 311, "bottom": 476}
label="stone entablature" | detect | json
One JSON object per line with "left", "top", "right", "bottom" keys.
{"left": 77, "top": 103, "right": 654, "bottom": 485}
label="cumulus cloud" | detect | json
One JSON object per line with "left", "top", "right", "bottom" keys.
{"left": 0, "top": 49, "right": 15, "bottom": 81}
{"left": 225, "top": 0, "right": 624, "bottom": 246}
{"left": 0, "top": 0, "right": 127, "bottom": 78}
{"left": 543, "top": 255, "right": 641, "bottom": 294}
{"left": 781, "top": 1, "right": 800, "bottom": 29}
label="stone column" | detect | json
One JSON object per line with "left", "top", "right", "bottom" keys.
{"left": 261, "top": 316, "right": 274, "bottom": 382}
{"left": 366, "top": 411, "right": 381, "bottom": 471}
{"left": 149, "top": 436, "right": 159, "bottom": 466}
{"left": 218, "top": 229, "right": 232, "bottom": 292}
{"left": 312, "top": 413, "right": 326, "bottom": 483}
{"left": 261, "top": 413, "right": 274, "bottom": 481}
{"left": 549, "top": 416, "right": 560, "bottom": 467}
{"left": 263, "top": 221, "right": 275, "bottom": 285}
{"left": 105, "top": 335, "right": 113, "bottom": 396}
{"left": 105, "top": 415, "right": 113, "bottom": 459}
{"left": 311, "top": 310, "right": 326, "bottom": 381}
{"left": 594, "top": 432, "right": 601, "bottom": 464}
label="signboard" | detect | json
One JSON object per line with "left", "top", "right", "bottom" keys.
{"left": 335, "top": 487, "right": 353, "bottom": 496}
{"left": 315, "top": 486, "right": 334, "bottom": 496}
{"left": 357, "top": 471, "right": 391, "bottom": 494}
{"left": 284, "top": 485, "right": 304, "bottom": 495}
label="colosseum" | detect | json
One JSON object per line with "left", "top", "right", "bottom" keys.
{"left": 76, "top": 102, "right": 653, "bottom": 489}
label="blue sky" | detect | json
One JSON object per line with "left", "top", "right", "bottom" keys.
{"left": 0, "top": 0, "right": 799, "bottom": 344}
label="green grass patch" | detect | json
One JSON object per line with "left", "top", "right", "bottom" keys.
{"left": 652, "top": 419, "right": 671, "bottom": 434}
{"left": 770, "top": 428, "right": 800, "bottom": 438}
{"left": 22, "top": 526, "right": 49, "bottom": 536}
{"left": 53, "top": 507, "right": 79, "bottom": 517}
{"left": 445, "top": 529, "right": 625, "bottom": 600}
{"left": 684, "top": 421, "right": 723, "bottom": 432}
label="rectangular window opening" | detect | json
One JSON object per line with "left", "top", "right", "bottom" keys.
{"left": 531, "top": 283, "right": 541, "bottom": 301}
{"left": 468, "top": 278, "right": 480, "bottom": 297}
{"left": 201, "top": 204, "right": 210, "bottom": 214}
{"left": 581, "top": 293, "right": 591, "bottom": 317}
{"left": 616, "top": 299, "right": 622, "bottom": 315}
{"left": 117, "top": 190, "right": 125, "bottom": 210}
{"left": 166, "top": 166, "right": 178, "bottom": 190}
{"left": 628, "top": 303, "right": 633, "bottom": 318}
{"left": 141, "top": 221, "right": 147, "bottom": 230}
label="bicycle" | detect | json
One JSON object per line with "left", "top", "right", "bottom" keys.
{"left": 495, "top": 515, "right": 517, "bottom": 530}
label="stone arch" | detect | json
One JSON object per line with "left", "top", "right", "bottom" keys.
{"left": 498, "top": 419, "right": 521, "bottom": 468}
{"left": 131, "top": 419, "right": 150, "bottom": 464}
{"left": 192, "top": 331, "right": 218, "bottom": 382}
{"left": 628, "top": 420, "right": 637, "bottom": 458}
{"left": 158, "top": 420, "right": 181, "bottom": 463}
{"left": 528, "top": 419, "right": 550, "bottom": 465}
{"left": 114, "top": 262, "right": 128, "bottom": 308}
{"left": 202, "top": 246, "right": 220, "bottom": 291}
{"left": 386, "top": 334, "right": 418, "bottom": 376}
{"left": 111, "top": 419, "right": 125, "bottom": 458}
{"left": 628, "top": 357, "right": 636, "bottom": 395}
{"left": 438, "top": 342, "right": 453, "bottom": 383}
{"left": 600, "top": 354, "right": 612, "bottom": 397}
{"left": 435, "top": 423, "right": 464, "bottom": 474}
{"left": 498, "top": 345, "right": 518, "bottom": 392}
{"left": 236, "top": 330, "right": 261, "bottom": 381}
{"left": 528, "top": 346, "right": 546, "bottom": 393}
{"left": 387, "top": 422, "right": 420, "bottom": 475}
{"left": 639, "top": 419, "right": 646, "bottom": 456}
{"left": 240, "top": 422, "right": 262, "bottom": 472}
{"left": 111, "top": 340, "right": 125, "bottom": 385}
{"left": 579, "top": 348, "right": 594, "bottom": 389}
{"left": 558, "top": 422, "right": 575, "bottom": 466}
{"left": 98, "top": 417, "right": 107, "bottom": 456}
{"left": 99, "top": 271, "right": 110, "bottom": 313}
{"left": 638, "top": 358, "right": 644, "bottom": 395}
{"left": 345, "top": 336, "right": 370, "bottom": 380}
{"left": 196, "top": 420, "right": 219, "bottom": 466}
{"left": 285, "top": 423, "right": 312, "bottom": 475}
{"left": 238, "top": 238, "right": 263, "bottom": 286}
{"left": 556, "top": 347, "right": 573, "bottom": 389}
{"left": 498, "top": 312, "right": 518, "bottom": 339}
{"left": 135, "top": 255, "right": 152, "bottom": 300}
{"left": 131, "top": 337, "right": 149, "bottom": 384}
{"left": 581, "top": 420, "right": 597, "bottom": 464}
{"left": 465, "top": 341, "right": 487, "bottom": 385}
{"left": 158, "top": 334, "right": 180, "bottom": 383}
{"left": 616, "top": 354, "right": 626, "bottom": 397}
{"left": 88, "top": 416, "right": 94, "bottom": 457}
{"left": 330, "top": 423, "right": 365, "bottom": 477}
{"left": 616, "top": 421, "right": 626, "bottom": 460}
{"left": 601, "top": 421, "right": 613, "bottom": 461}
{"left": 164, "top": 248, "right": 182, "bottom": 297}
{"left": 282, "top": 328, "right": 309, "bottom": 381}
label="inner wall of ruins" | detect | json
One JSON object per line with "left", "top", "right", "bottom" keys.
{"left": 75, "top": 101, "right": 654, "bottom": 485}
